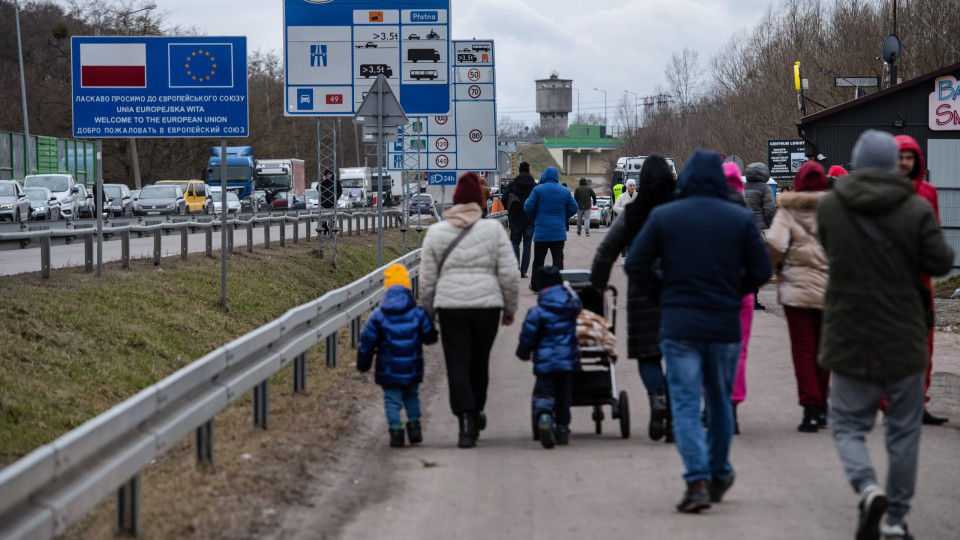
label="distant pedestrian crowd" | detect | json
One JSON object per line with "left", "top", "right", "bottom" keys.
{"left": 354, "top": 130, "right": 951, "bottom": 540}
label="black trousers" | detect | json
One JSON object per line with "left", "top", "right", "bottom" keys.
{"left": 531, "top": 241, "right": 565, "bottom": 290}
{"left": 437, "top": 308, "right": 501, "bottom": 416}
{"left": 533, "top": 371, "right": 573, "bottom": 426}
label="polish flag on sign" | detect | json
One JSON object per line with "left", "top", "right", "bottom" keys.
{"left": 80, "top": 43, "right": 147, "bottom": 88}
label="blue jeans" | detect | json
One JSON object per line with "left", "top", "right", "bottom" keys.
{"left": 532, "top": 371, "right": 573, "bottom": 426}
{"left": 660, "top": 338, "right": 740, "bottom": 483}
{"left": 509, "top": 222, "right": 534, "bottom": 274}
{"left": 383, "top": 385, "right": 421, "bottom": 429}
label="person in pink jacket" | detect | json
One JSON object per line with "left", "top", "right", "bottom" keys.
{"left": 723, "top": 162, "right": 753, "bottom": 434}
{"left": 765, "top": 161, "right": 830, "bottom": 433}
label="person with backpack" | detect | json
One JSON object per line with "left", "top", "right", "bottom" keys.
{"left": 502, "top": 162, "right": 537, "bottom": 278}
{"left": 743, "top": 163, "right": 777, "bottom": 310}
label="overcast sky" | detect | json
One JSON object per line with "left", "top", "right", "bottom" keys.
{"left": 140, "top": 0, "right": 775, "bottom": 129}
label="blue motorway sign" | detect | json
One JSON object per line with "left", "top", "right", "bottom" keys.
{"left": 71, "top": 36, "right": 248, "bottom": 138}
{"left": 427, "top": 172, "right": 456, "bottom": 185}
{"left": 283, "top": 0, "right": 451, "bottom": 116}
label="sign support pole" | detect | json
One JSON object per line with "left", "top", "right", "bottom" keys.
{"left": 220, "top": 138, "right": 228, "bottom": 310}
{"left": 94, "top": 27, "right": 103, "bottom": 279}
{"left": 376, "top": 75, "right": 385, "bottom": 267}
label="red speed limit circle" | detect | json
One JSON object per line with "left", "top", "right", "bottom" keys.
{"left": 467, "top": 68, "right": 481, "bottom": 81}
{"left": 468, "top": 129, "right": 482, "bottom": 142}
{"left": 436, "top": 137, "right": 449, "bottom": 151}
{"left": 435, "top": 115, "right": 448, "bottom": 125}
{"left": 467, "top": 85, "right": 482, "bottom": 99}
{"left": 435, "top": 154, "right": 449, "bottom": 168}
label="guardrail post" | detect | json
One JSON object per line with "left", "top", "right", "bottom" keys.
{"left": 350, "top": 317, "right": 361, "bottom": 349}
{"left": 325, "top": 331, "right": 338, "bottom": 368}
{"left": 264, "top": 220, "right": 271, "bottom": 249}
{"left": 246, "top": 222, "right": 254, "bottom": 253}
{"left": 365, "top": 213, "right": 370, "bottom": 233}
{"left": 279, "top": 219, "right": 286, "bottom": 247}
{"left": 122, "top": 230, "right": 131, "bottom": 268}
{"left": 293, "top": 352, "right": 307, "bottom": 393}
{"left": 153, "top": 230, "right": 162, "bottom": 266}
{"left": 40, "top": 236, "right": 51, "bottom": 279}
{"left": 412, "top": 275, "right": 419, "bottom": 299}
{"left": 181, "top": 227, "right": 189, "bottom": 261}
{"left": 205, "top": 227, "right": 213, "bottom": 258}
{"left": 116, "top": 474, "right": 140, "bottom": 537}
{"left": 195, "top": 420, "right": 214, "bottom": 467}
{"left": 227, "top": 225, "right": 234, "bottom": 254}
{"left": 253, "top": 380, "right": 269, "bottom": 429}
{"left": 338, "top": 214, "right": 345, "bottom": 235}
{"left": 293, "top": 218, "right": 299, "bottom": 244}
{"left": 304, "top": 216, "right": 311, "bottom": 242}
{"left": 85, "top": 235, "right": 94, "bottom": 272}
{"left": 347, "top": 214, "right": 353, "bottom": 236}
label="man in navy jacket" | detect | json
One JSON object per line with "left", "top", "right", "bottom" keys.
{"left": 625, "top": 150, "right": 771, "bottom": 513}
{"left": 524, "top": 166, "right": 578, "bottom": 291}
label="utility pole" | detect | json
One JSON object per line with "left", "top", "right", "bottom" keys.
{"left": 14, "top": 0, "right": 30, "bottom": 159}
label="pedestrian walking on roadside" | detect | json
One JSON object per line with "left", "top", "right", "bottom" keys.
{"left": 357, "top": 264, "right": 438, "bottom": 447}
{"left": 612, "top": 182, "right": 624, "bottom": 202}
{"left": 573, "top": 178, "right": 597, "bottom": 236}
{"left": 827, "top": 165, "right": 848, "bottom": 190}
{"left": 479, "top": 176, "right": 492, "bottom": 217}
{"left": 501, "top": 162, "right": 537, "bottom": 278}
{"left": 625, "top": 150, "right": 771, "bottom": 513}
{"left": 818, "top": 130, "right": 953, "bottom": 540}
{"left": 420, "top": 172, "right": 519, "bottom": 448}
{"left": 591, "top": 155, "right": 676, "bottom": 443}
{"left": 765, "top": 161, "right": 831, "bottom": 434}
{"left": 722, "top": 162, "right": 754, "bottom": 435}
{"left": 319, "top": 169, "right": 342, "bottom": 235}
{"left": 516, "top": 266, "right": 583, "bottom": 449}
{"left": 895, "top": 134, "right": 948, "bottom": 426}
{"left": 612, "top": 178, "right": 638, "bottom": 220}
{"left": 743, "top": 162, "right": 777, "bottom": 310}
{"left": 524, "top": 166, "right": 578, "bottom": 292}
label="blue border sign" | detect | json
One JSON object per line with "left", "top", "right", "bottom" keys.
{"left": 283, "top": 0, "right": 451, "bottom": 116}
{"left": 71, "top": 36, "right": 248, "bottom": 138}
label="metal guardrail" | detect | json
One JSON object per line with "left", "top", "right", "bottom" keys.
{"left": 0, "top": 209, "right": 405, "bottom": 278}
{"left": 0, "top": 249, "right": 423, "bottom": 539}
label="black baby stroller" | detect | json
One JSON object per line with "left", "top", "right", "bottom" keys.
{"left": 531, "top": 270, "right": 630, "bottom": 440}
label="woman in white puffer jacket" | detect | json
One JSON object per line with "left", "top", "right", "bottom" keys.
{"left": 420, "top": 172, "right": 520, "bottom": 448}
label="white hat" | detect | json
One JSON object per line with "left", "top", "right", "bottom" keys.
{"left": 625, "top": 179, "right": 637, "bottom": 187}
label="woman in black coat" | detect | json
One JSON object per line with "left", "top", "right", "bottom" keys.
{"left": 590, "top": 155, "right": 675, "bottom": 442}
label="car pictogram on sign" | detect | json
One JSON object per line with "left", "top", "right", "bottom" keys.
{"left": 469, "top": 129, "right": 482, "bottom": 142}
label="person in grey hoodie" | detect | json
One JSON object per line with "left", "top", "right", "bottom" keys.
{"left": 743, "top": 162, "right": 777, "bottom": 310}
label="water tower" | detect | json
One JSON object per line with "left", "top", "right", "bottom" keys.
{"left": 536, "top": 72, "right": 573, "bottom": 138}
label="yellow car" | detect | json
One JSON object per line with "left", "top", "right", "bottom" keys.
{"left": 155, "top": 180, "right": 211, "bottom": 214}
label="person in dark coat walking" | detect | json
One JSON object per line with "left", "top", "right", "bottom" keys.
{"left": 625, "top": 150, "right": 771, "bottom": 513}
{"left": 743, "top": 162, "right": 776, "bottom": 310}
{"left": 591, "top": 155, "right": 675, "bottom": 442}
{"left": 501, "top": 162, "right": 537, "bottom": 277}
{"left": 319, "top": 169, "right": 342, "bottom": 235}
{"left": 517, "top": 266, "right": 583, "bottom": 449}
{"left": 524, "top": 167, "right": 578, "bottom": 291}
{"left": 573, "top": 178, "right": 597, "bottom": 236}
{"left": 357, "top": 264, "right": 439, "bottom": 447}
{"left": 818, "top": 130, "right": 953, "bottom": 540}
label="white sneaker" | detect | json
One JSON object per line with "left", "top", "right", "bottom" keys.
{"left": 881, "top": 521, "right": 913, "bottom": 540}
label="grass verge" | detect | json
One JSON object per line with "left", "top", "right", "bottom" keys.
{"left": 0, "top": 229, "right": 405, "bottom": 466}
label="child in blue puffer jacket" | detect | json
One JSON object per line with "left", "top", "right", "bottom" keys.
{"left": 516, "top": 266, "right": 583, "bottom": 448}
{"left": 358, "top": 264, "right": 438, "bottom": 448}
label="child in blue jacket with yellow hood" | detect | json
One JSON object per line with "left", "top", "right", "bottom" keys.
{"left": 358, "top": 263, "right": 438, "bottom": 447}
{"left": 516, "top": 266, "right": 583, "bottom": 449}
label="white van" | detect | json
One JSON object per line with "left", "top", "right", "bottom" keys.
{"left": 24, "top": 174, "right": 79, "bottom": 219}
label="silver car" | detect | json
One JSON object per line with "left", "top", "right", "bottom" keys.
{"left": 24, "top": 187, "right": 61, "bottom": 220}
{"left": 0, "top": 180, "right": 31, "bottom": 222}
{"left": 133, "top": 185, "right": 186, "bottom": 216}
{"left": 24, "top": 174, "right": 78, "bottom": 219}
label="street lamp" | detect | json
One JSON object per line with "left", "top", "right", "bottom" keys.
{"left": 14, "top": 0, "right": 30, "bottom": 167}
{"left": 593, "top": 87, "right": 607, "bottom": 136}
{"left": 625, "top": 90, "right": 638, "bottom": 132}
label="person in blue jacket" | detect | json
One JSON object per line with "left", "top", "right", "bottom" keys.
{"left": 524, "top": 167, "right": 578, "bottom": 291}
{"left": 516, "top": 266, "right": 583, "bottom": 449}
{"left": 625, "top": 150, "right": 771, "bottom": 513}
{"left": 358, "top": 263, "right": 439, "bottom": 448}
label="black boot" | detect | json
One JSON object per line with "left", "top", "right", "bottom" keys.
{"left": 815, "top": 403, "right": 829, "bottom": 429}
{"left": 922, "top": 410, "right": 949, "bottom": 425}
{"left": 476, "top": 411, "right": 487, "bottom": 432}
{"left": 664, "top": 415, "right": 676, "bottom": 444}
{"left": 406, "top": 420, "right": 423, "bottom": 444}
{"left": 554, "top": 424, "right": 570, "bottom": 446}
{"left": 733, "top": 403, "right": 741, "bottom": 435}
{"left": 389, "top": 427, "right": 405, "bottom": 448}
{"left": 458, "top": 413, "right": 477, "bottom": 448}
{"left": 798, "top": 407, "right": 819, "bottom": 433}
{"left": 676, "top": 480, "right": 711, "bottom": 513}
{"left": 649, "top": 390, "right": 669, "bottom": 441}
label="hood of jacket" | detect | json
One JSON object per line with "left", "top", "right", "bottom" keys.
{"left": 833, "top": 169, "right": 915, "bottom": 215}
{"left": 775, "top": 191, "right": 823, "bottom": 234}
{"left": 442, "top": 202, "right": 482, "bottom": 227}
{"left": 538, "top": 284, "right": 582, "bottom": 318}
{"left": 795, "top": 161, "right": 828, "bottom": 192}
{"left": 380, "top": 285, "right": 415, "bottom": 314}
{"left": 894, "top": 134, "right": 926, "bottom": 186}
{"left": 514, "top": 172, "right": 537, "bottom": 191}
{"left": 540, "top": 167, "right": 559, "bottom": 183}
{"left": 676, "top": 150, "right": 727, "bottom": 200}
{"left": 744, "top": 162, "right": 771, "bottom": 184}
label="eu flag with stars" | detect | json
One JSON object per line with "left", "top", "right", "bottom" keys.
{"left": 169, "top": 43, "right": 233, "bottom": 87}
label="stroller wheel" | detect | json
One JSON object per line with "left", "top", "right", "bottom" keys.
{"left": 619, "top": 391, "right": 631, "bottom": 439}
{"left": 592, "top": 405, "right": 604, "bottom": 434}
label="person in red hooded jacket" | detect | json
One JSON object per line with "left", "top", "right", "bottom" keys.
{"left": 893, "top": 135, "right": 948, "bottom": 426}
